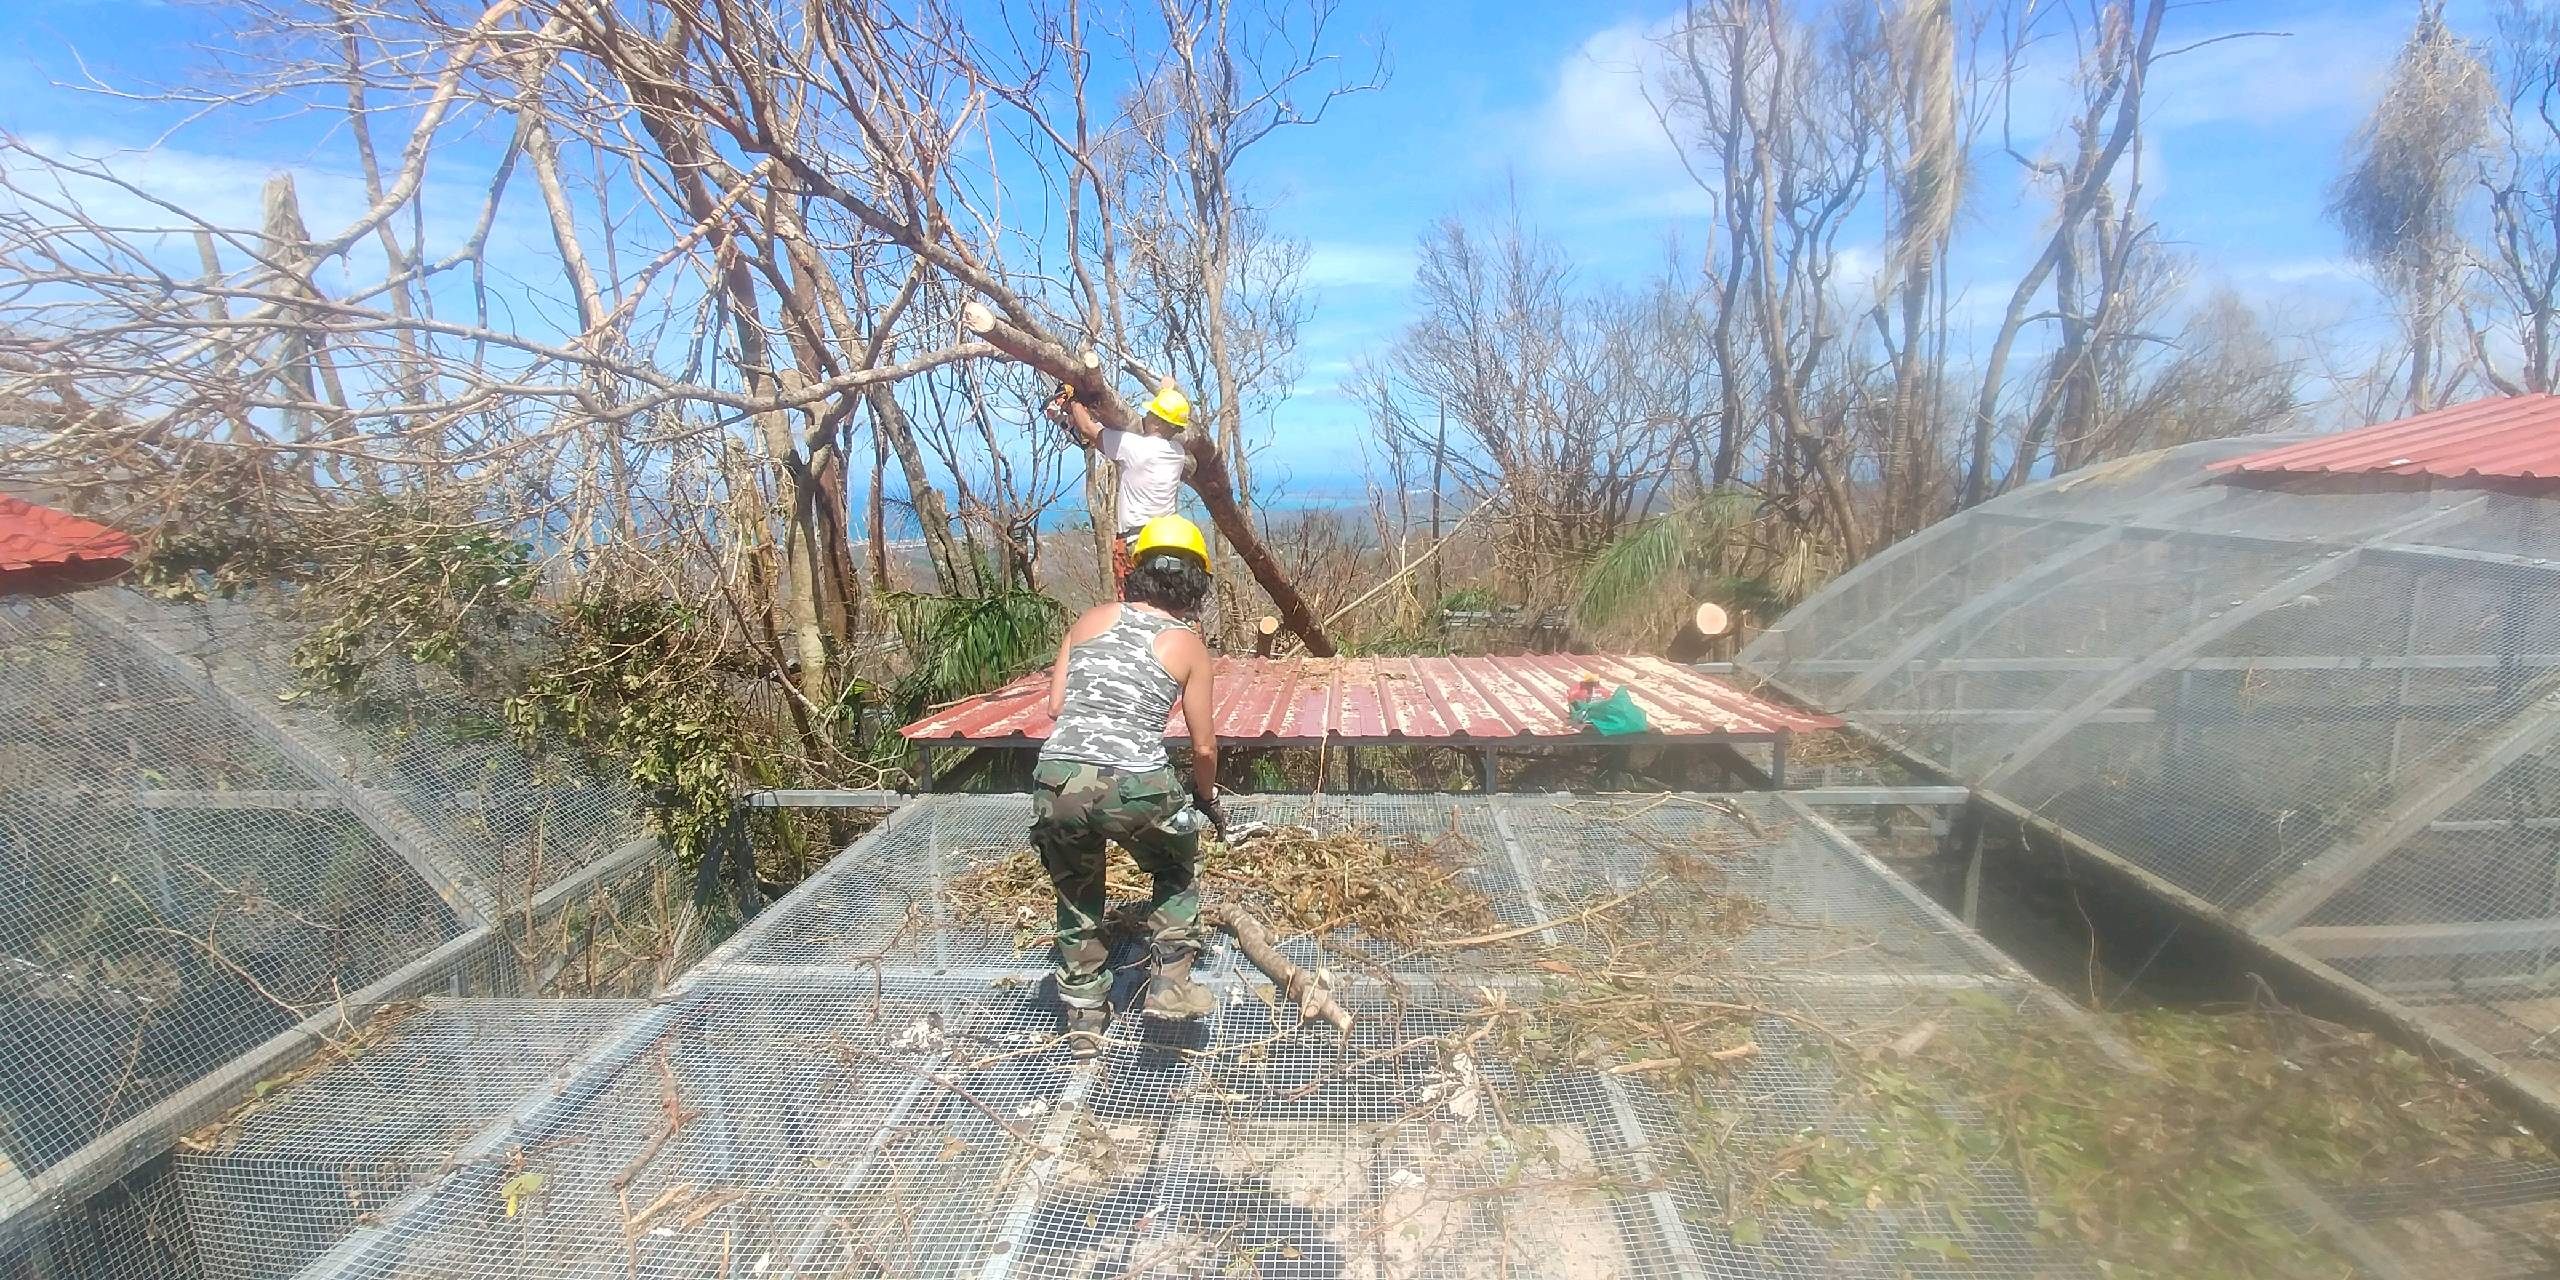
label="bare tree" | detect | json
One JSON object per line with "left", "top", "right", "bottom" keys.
{"left": 0, "top": 0, "right": 1375, "bottom": 693}
{"left": 1659, "top": 0, "right": 1889, "bottom": 557}
{"left": 2330, "top": 0, "right": 2496, "bottom": 412}
{"left": 2469, "top": 0, "right": 2560, "bottom": 394}
{"left": 1958, "top": 0, "right": 2166, "bottom": 504}
{"left": 1355, "top": 211, "right": 1706, "bottom": 590}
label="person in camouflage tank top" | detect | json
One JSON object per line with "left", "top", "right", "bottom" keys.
{"left": 1032, "top": 516, "right": 1223, "bottom": 1059}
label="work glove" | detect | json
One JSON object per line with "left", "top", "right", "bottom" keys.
{"left": 1192, "top": 786, "right": 1230, "bottom": 842}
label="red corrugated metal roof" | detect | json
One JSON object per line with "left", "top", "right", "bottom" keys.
{"left": 0, "top": 496, "right": 138, "bottom": 574}
{"left": 902, "top": 653, "right": 1837, "bottom": 745}
{"left": 2214, "top": 394, "right": 2560, "bottom": 481}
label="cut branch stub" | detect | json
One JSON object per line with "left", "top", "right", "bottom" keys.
{"left": 959, "top": 302, "right": 1337, "bottom": 656}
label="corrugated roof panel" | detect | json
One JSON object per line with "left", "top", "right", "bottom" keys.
{"left": 0, "top": 496, "right": 138, "bottom": 575}
{"left": 901, "top": 653, "right": 1839, "bottom": 746}
{"left": 2214, "top": 394, "right": 2560, "bottom": 480}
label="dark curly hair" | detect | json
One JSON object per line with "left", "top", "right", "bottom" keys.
{"left": 1123, "top": 552, "right": 1211, "bottom": 615}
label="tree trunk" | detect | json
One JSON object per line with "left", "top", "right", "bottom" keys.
{"left": 620, "top": 81, "right": 833, "bottom": 718}
{"left": 863, "top": 384, "right": 967, "bottom": 594}
{"left": 868, "top": 424, "right": 891, "bottom": 591}
{"left": 1428, "top": 404, "right": 1447, "bottom": 612}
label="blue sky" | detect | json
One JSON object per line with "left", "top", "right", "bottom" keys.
{"left": 1235, "top": 0, "right": 2443, "bottom": 489}
{"left": 0, "top": 0, "right": 2460, "bottom": 499}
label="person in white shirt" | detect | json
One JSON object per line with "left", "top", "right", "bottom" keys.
{"left": 1051, "top": 382, "right": 1195, "bottom": 589}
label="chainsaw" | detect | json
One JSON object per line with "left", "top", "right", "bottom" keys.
{"left": 1154, "top": 788, "right": 1307, "bottom": 847}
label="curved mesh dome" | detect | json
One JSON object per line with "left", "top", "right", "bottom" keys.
{"left": 1741, "top": 438, "right": 2560, "bottom": 1103}
{"left": 0, "top": 587, "right": 665, "bottom": 1268}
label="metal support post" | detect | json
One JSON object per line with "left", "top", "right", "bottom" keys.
{"left": 1961, "top": 816, "right": 1987, "bottom": 928}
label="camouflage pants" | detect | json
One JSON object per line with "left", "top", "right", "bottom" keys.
{"left": 1029, "top": 760, "right": 1203, "bottom": 1008}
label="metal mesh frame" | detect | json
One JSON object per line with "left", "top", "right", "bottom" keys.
{"left": 68, "top": 589, "right": 646, "bottom": 915}
{"left": 177, "top": 1001, "right": 641, "bottom": 1280}
{"left": 1, "top": 597, "right": 464, "bottom": 1184}
{"left": 0, "top": 586, "right": 667, "bottom": 1261}
{"left": 199, "top": 792, "right": 2162, "bottom": 1280}
{"left": 1736, "top": 440, "right": 2560, "bottom": 1105}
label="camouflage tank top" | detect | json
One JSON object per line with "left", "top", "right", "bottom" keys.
{"left": 1041, "top": 604, "right": 1186, "bottom": 771}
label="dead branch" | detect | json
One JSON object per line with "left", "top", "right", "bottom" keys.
{"left": 1203, "top": 902, "right": 1354, "bottom": 1034}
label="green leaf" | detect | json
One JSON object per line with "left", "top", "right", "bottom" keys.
{"left": 500, "top": 1171, "right": 545, "bottom": 1218}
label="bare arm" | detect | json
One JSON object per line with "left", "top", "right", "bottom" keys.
{"left": 1063, "top": 398, "right": 1106, "bottom": 448}
{"left": 1044, "top": 628, "right": 1075, "bottom": 719}
{"left": 1164, "top": 629, "right": 1218, "bottom": 803}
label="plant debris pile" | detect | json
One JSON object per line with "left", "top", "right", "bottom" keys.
{"left": 942, "top": 822, "right": 1502, "bottom": 947}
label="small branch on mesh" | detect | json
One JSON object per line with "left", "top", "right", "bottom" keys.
{"left": 92, "top": 999, "right": 160, "bottom": 1128}
{"left": 1655, "top": 793, "right": 1776, "bottom": 841}
{"left": 136, "top": 924, "right": 322, "bottom": 1018}
{"left": 611, "top": 1046, "right": 703, "bottom": 1213}
{"left": 179, "top": 861, "right": 348, "bottom": 936}
{"left": 827, "top": 1040, "right": 1040, "bottom": 1146}
{"left": 1419, "top": 877, "right": 1669, "bottom": 950}
{"left": 1277, "top": 1034, "right": 1445, "bottom": 1102}
{"left": 1204, "top": 903, "right": 1355, "bottom": 1034}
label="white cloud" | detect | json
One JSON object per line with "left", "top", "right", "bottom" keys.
{"left": 2144, "top": 20, "right": 2399, "bottom": 132}
{"left": 1991, "top": 8, "right": 2399, "bottom": 148}
{"left": 8, "top": 132, "right": 548, "bottom": 274}
{"left": 1526, "top": 18, "right": 1686, "bottom": 181}
{"left": 1300, "top": 241, "right": 1416, "bottom": 289}
{"left": 1832, "top": 243, "right": 1886, "bottom": 293}
{"left": 2256, "top": 257, "right": 2360, "bottom": 285}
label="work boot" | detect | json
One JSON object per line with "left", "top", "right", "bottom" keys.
{"left": 1142, "top": 939, "right": 1215, "bottom": 1021}
{"left": 1063, "top": 1004, "right": 1110, "bottom": 1060}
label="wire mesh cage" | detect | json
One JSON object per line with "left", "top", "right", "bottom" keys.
{"left": 0, "top": 596, "right": 465, "bottom": 1192}
{"left": 1736, "top": 440, "right": 2560, "bottom": 1111}
{"left": 0, "top": 586, "right": 675, "bottom": 1271}
{"left": 131, "top": 791, "right": 2202, "bottom": 1280}
{"left": 176, "top": 1000, "right": 641, "bottom": 1280}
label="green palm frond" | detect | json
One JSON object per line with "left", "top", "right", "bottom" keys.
{"left": 882, "top": 589, "right": 1066, "bottom": 717}
{"left": 1574, "top": 494, "right": 1759, "bottom": 627}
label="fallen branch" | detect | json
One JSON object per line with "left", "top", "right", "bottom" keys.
{"left": 1204, "top": 903, "right": 1354, "bottom": 1034}
{"left": 1419, "top": 876, "right": 1668, "bottom": 949}
{"left": 958, "top": 300, "right": 1336, "bottom": 655}
{"left": 829, "top": 1041, "right": 1036, "bottom": 1143}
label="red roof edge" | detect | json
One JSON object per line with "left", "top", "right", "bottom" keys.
{"left": 0, "top": 495, "right": 141, "bottom": 576}
{"left": 2211, "top": 394, "right": 2560, "bottom": 482}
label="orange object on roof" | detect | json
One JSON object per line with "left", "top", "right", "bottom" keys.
{"left": 0, "top": 495, "right": 139, "bottom": 575}
{"left": 2215, "top": 394, "right": 2560, "bottom": 482}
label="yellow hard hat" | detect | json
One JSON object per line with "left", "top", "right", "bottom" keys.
{"left": 1130, "top": 514, "right": 1211, "bottom": 572}
{"left": 1142, "top": 386, "right": 1191, "bottom": 431}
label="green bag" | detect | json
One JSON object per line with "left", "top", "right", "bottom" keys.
{"left": 1570, "top": 687, "right": 1650, "bottom": 736}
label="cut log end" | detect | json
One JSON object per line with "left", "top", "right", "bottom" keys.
{"left": 1693, "top": 601, "right": 1731, "bottom": 637}
{"left": 1256, "top": 616, "right": 1280, "bottom": 636}
{"left": 959, "top": 301, "right": 997, "bottom": 334}
{"left": 1203, "top": 903, "right": 1354, "bottom": 1035}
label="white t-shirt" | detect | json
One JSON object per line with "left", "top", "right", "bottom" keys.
{"left": 1101, "top": 427, "right": 1185, "bottom": 534}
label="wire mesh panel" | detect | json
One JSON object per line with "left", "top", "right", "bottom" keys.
{"left": 243, "top": 792, "right": 2241, "bottom": 1280}
{"left": 1, "top": 1155, "right": 202, "bottom": 1280}
{"left": 1735, "top": 438, "right": 2560, "bottom": 1116}
{"left": 0, "top": 583, "right": 671, "bottom": 1272}
{"left": 71, "top": 589, "right": 645, "bottom": 917}
{"left": 0, "top": 597, "right": 464, "bottom": 1211}
{"left": 176, "top": 1000, "right": 640, "bottom": 1280}
{"left": 2320, "top": 1160, "right": 2560, "bottom": 1280}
